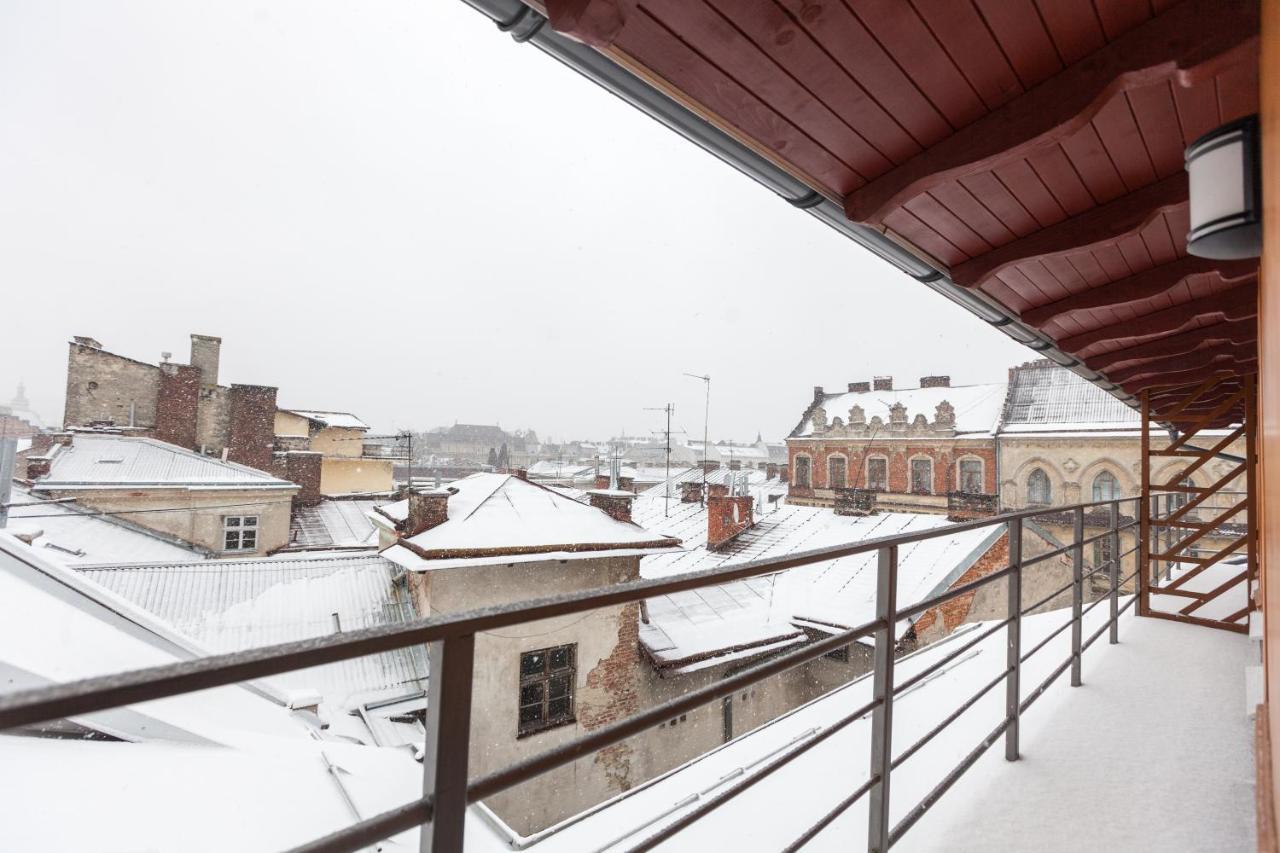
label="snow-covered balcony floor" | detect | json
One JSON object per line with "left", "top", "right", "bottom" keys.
{"left": 900, "top": 615, "right": 1255, "bottom": 853}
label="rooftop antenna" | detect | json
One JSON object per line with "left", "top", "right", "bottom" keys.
{"left": 645, "top": 403, "right": 675, "bottom": 517}
{"left": 684, "top": 372, "right": 710, "bottom": 505}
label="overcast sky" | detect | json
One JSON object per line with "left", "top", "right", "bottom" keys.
{"left": 0, "top": 0, "right": 1030, "bottom": 443}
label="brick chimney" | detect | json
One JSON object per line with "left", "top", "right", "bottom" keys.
{"left": 589, "top": 489, "right": 635, "bottom": 523}
{"left": 708, "top": 482, "right": 729, "bottom": 498}
{"left": 813, "top": 385, "right": 824, "bottom": 401}
{"left": 594, "top": 473, "right": 610, "bottom": 490}
{"left": 708, "top": 494, "right": 753, "bottom": 550}
{"left": 920, "top": 375, "right": 951, "bottom": 388}
{"left": 848, "top": 381, "right": 871, "bottom": 393}
{"left": 512, "top": 467, "right": 528, "bottom": 481}
{"left": 25, "top": 456, "right": 51, "bottom": 480}
{"left": 780, "top": 464, "right": 790, "bottom": 484}
{"left": 873, "top": 376, "right": 893, "bottom": 391}
{"left": 617, "top": 474, "right": 635, "bottom": 492}
{"left": 681, "top": 480, "right": 704, "bottom": 503}
{"left": 766, "top": 462, "right": 779, "bottom": 480}
{"left": 407, "top": 489, "right": 452, "bottom": 537}
{"left": 189, "top": 334, "right": 222, "bottom": 387}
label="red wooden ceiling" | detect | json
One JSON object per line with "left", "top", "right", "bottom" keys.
{"left": 542, "top": 0, "right": 1261, "bottom": 427}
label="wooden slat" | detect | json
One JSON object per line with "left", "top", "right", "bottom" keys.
{"left": 1156, "top": 426, "right": 1246, "bottom": 489}
{"left": 1110, "top": 341, "right": 1257, "bottom": 387}
{"left": 841, "top": 0, "right": 1258, "bottom": 225}
{"left": 1143, "top": 609, "right": 1250, "bottom": 634}
{"left": 1089, "top": 316, "right": 1257, "bottom": 373}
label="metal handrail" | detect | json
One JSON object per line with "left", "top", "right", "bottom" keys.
{"left": 0, "top": 494, "right": 1147, "bottom": 852}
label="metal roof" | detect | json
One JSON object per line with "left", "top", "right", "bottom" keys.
{"left": 37, "top": 435, "right": 296, "bottom": 490}
{"left": 288, "top": 499, "right": 383, "bottom": 549}
{"left": 281, "top": 410, "right": 370, "bottom": 431}
{"left": 1001, "top": 362, "right": 1142, "bottom": 432}
{"left": 76, "top": 551, "right": 425, "bottom": 709}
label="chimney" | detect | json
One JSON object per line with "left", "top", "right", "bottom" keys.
{"left": 190, "top": 334, "right": 222, "bottom": 387}
{"left": 594, "top": 473, "right": 611, "bottom": 490}
{"left": 813, "top": 386, "right": 825, "bottom": 401}
{"left": 708, "top": 482, "right": 729, "bottom": 498}
{"left": 848, "top": 381, "right": 871, "bottom": 393}
{"left": 920, "top": 375, "right": 951, "bottom": 388}
{"left": 617, "top": 474, "right": 635, "bottom": 492}
{"left": 589, "top": 489, "right": 635, "bottom": 523}
{"left": 407, "top": 489, "right": 452, "bottom": 537}
{"left": 728, "top": 459, "right": 741, "bottom": 471}
{"left": 780, "top": 464, "right": 789, "bottom": 484}
{"left": 708, "top": 494, "right": 753, "bottom": 550}
{"left": 766, "top": 462, "right": 779, "bottom": 480}
{"left": 26, "top": 456, "right": 51, "bottom": 480}
{"left": 873, "top": 376, "right": 893, "bottom": 391}
{"left": 513, "top": 467, "right": 528, "bottom": 481}
{"left": 681, "top": 480, "right": 704, "bottom": 503}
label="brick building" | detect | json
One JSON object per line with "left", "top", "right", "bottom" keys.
{"left": 786, "top": 375, "right": 1006, "bottom": 515}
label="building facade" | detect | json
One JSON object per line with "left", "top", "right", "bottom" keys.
{"left": 274, "top": 410, "right": 398, "bottom": 497}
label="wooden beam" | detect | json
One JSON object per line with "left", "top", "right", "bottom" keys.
{"left": 951, "top": 174, "right": 1188, "bottom": 288}
{"left": 1056, "top": 278, "right": 1258, "bottom": 354}
{"left": 1087, "top": 317, "right": 1257, "bottom": 373}
{"left": 544, "top": 0, "right": 626, "bottom": 48}
{"left": 842, "top": 0, "right": 1259, "bottom": 226}
{"left": 1111, "top": 343, "right": 1256, "bottom": 388}
{"left": 1122, "top": 362, "right": 1255, "bottom": 394}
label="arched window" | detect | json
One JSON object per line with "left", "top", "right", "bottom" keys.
{"left": 957, "top": 458, "right": 984, "bottom": 494}
{"left": 910, "top": 457, "right": 933, "bottom": 495}
{"left": 794, "top": 456, "right": 812, "bottom": 489}
{"left": 865, "top": 456, "right": 887, "bottom": 491}
{"left": 1092, "top": 470, "right": 1120, "bottom": 502}
{"left": 1027, "top": 468, "right": 1051, "bottom": 505}
{"left": 827, "top": 456, "right": 847, "bottom": 489}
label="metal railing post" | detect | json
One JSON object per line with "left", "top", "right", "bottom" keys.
{"left": 1109, "top": 500, "right": 1120, "bottom": 644}
{"left": 421, "top": 634, "right": 476, "bottom": 853}
{"left": 1070, "top": 506, "right": 1084, "bottom": 687}
{"left": 1005, "top": 518, "right": 1022, "bottom": 761}
{"left": 867, "top": 544, "right": 898, "bottom": 853}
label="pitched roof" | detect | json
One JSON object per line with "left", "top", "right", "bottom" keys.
{"left": 287, "top": 498, "right": 384, "bottom": 549}
{"left": 35, "top": 435, "right": 297, "bottom": 491}
{"left": 76, "top": 551, "right": 424, "bottom": 709}
{"left": 384, "top": 473, "right": 679, "bottom": 566}
{"left": 792, "top": 382, "right": 1006, "bottom": 439}
{"left": 282, "top": 410, "right": 370, "bottom": 431}
{"left": 1000, "top": 361, "right": 1142, "bottom": 434}
{"left": 444, "top": 423, "right": 507, "bottom": 443}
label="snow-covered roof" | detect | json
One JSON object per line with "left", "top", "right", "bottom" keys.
{"left": 386, "top": 473, "right": 679, "bottom": 565}
{"left": 5, "top": 484, "right": 210, "bottom": 564}
{"left": 76, "top": 551, "right": 425, "bottom": 710}
{"left": 793, "top": 382, "right": 1007, "bottom": 438}
{"left": 282, "top": 410, "right": 370, "bottom": 431}
{"left": 33, "top": 435, "right": 297, "bottom": 491}
{"left": 1000, "top": 361, "right": 1142, "bottom": 434}
{"left": 526, "top": 460, "right": 595, "bottom": 479}
{"left": 632, "top": 496, "right": 1001, "bottom": 670}
{"left": 288, "top": 498, "right": 384, "bottom": 548}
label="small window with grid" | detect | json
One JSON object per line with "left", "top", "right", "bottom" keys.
{"left": 222, "top": 515, "right": 259, "bottom": 552}
{"left": 518, "top": 644, "right": 576, "bottom": 736}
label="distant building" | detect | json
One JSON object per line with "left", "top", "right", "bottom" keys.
{"left": 786, "top": 375, "right": 1004, "bottom": 515}
{"left": 23, "top": 434, "right": 297, "bottom": 557}
{"left": 0, "top": 382, "right": 42, "bottom": 439}
{"left": 274, "top": 410, "right": 400, "bottom": 497}
{"left": 424, "top": 423, "right": 538, "bottom": 467}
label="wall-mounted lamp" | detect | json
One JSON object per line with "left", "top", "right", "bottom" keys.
{"left": 1186, "top": 114, "right": 1260, "bottom": 260}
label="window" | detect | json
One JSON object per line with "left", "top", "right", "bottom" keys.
{"left": 519, "top": 644, "right": 576, "bottom": 736}
{"left": 1092, "top": 470, "right": 1120, "bottom": 502}
{"left": 1027, "top": 468, "right": 1051, "bottom": 505}
{"left": 1092, "top": 536, "right": 1115, "bottom": 592}
{"left": 794, "top": 455, "right": 812, "bottom": 489}
{"left": 828, "top": 456, "right": 847, "bottom": 489}
{"left": 866, "top": 457, "right": 887, "bottom": 491}
{"left": 957, "top": 458, "right": 983, "bottom": 494}
{"left": 910, "top": 458, "right": 932, "bottom": 494}
{"left": 222, "top": 515, "right": 258, "bottom": 552}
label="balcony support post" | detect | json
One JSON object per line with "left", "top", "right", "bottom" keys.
{"left": 421, "top": 634, "right": 476, "bottom": 853}
{"left": 1071, "top": 506, "right": 1084, "bottom": 686}
{"left": 1005, "top": 519, "right": 1022, "bottom": 761}
{"left": 867, "top": 544, "right": 898, "bottom": 853}
{"left": 1110, "top": 502, "right": 1121, "bottom": 644}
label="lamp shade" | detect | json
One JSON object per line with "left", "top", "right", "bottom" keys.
{"left": 1185, "top": 114, "right": 1260, "bottom": 260}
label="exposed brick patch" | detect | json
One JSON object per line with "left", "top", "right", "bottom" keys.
{"left": 154, "top": 363, "right": 200, "bottom": 449}
{"left": 227, "top": 384, "right": 277, "bottom": 471}
{"left": 913, "top": 531, "right": 1009, "bottom": 637}
{"left": 708, "top": 494, "right": 753, "bottom": 549}
{"left": 578, "top": 603, "right": 642, "bottom": 793}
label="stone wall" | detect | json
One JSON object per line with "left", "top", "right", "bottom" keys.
{"left": 64, "top": 341, "right": 160, "bottom": 429}
{"left": 196, "top": 385, "right": 232, "bottom": 454}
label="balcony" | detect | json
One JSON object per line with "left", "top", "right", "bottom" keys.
{"left": 0, "top": 487, "right": 1257, "bottom": 852}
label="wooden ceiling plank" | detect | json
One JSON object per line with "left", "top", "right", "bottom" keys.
{"left": 1094, "top": 0, "right": 1154, "bottom": 42}
{"left": 1127, "top": 81, "right": 1187, "bottom": 178}
{"left": 1058, "top": 279, "right": 1258, "bottom": 354}
{"left": 842, "top": 0, "right": 1257, "bottom": 225}
{"left": 952, "top": 171, "right": 1187, "bottom": 288}
{"left": 1115, "top": 346, "right": 1257, "bottom": 389}
{"left": 910, "top": 0, "right": 1024, "bottom": 110}
{"left": 1022, "top": 254, "right": 1256, "bottom": 326}
{"left": 1088, "top": 316, "right": 1257, "bottom": 373}
{"left": 972, "top": 0, "right": 1063, "bottom": 88}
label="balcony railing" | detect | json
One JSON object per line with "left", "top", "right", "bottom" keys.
{"left": 0, "top": 496, "right": 1145, "bottom": 852}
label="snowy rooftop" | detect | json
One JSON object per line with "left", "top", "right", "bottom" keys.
{"left": 478, "top": 606, "right": 1251, "bottom": 852}
{"left": 632, "top": 496, "right": 1001, "bottom": 670}
{"left": 33, "top": 435, "right": 297, "bottom": 491}
{"left": 794, "top": 382, "right": 1007, "bottom": 438}
{"left": 1000, "top": 362, "right": 1142, "bottom": 434}
{"left": 288, "top": 498, "right": 384, "bottom": 549}
{"left": 76, "top": 551, "right": 424, "bottom": 711}
{"left": 281, "top": 409, "right": 371, "bottom": 431}
{"left": 384, "top": 473, "right": 678, "bottom": 564}
{"left": 5, "top": 484, "right": 210, "bottom": 564}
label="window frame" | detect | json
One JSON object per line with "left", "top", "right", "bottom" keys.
{"left": 909, "top": 456, "right": 933, "bottom": 495}
{"left": 956, "top": 457, "right": 984, "bottom": 495}
{"left": 1026, "top": 468, "right": 1052, "bottom": 506}
{"left": 793, "top": 454, "right": 812, "bottom": 489}
{"left": 865, "top": 455, "right": 888, "bottom": 492}
{"left": 222, "top": 514, "right": 259, "bottom": 553}
{"left": 517, "top": 643, "right": 577, "bottom": 737}
{"left": 1092, "top": 470, "right": 1121, "bottom": 502}
{"left": 827, "top": 454, "right": 847, "bottom": 490}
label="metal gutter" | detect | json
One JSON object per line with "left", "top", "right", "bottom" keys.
{"left": 457, "top": 0, "right": 1139, "bottom": 411}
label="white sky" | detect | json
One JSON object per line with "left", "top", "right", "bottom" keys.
{"left": 0, "top": 0, "right": 1030, "bottom": 442}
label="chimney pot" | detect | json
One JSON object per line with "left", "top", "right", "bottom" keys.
{"left": 589, "top": 489, "right": 635, "bottom": 523}
{"left": 873, "top": 376, "right": 893, "bottom": 391}
{"left": 920, "top": 375, "right": 951, "bottom": 388}
{"left": 407, "top": 489, "right": 451, "bottom": 537}
{"left": 848, "top": 381, "right": 871, "bottom": 393}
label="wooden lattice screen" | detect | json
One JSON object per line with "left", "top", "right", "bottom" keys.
{"left": 1140, "top": 376, "right": 1258, "bottom": 633}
